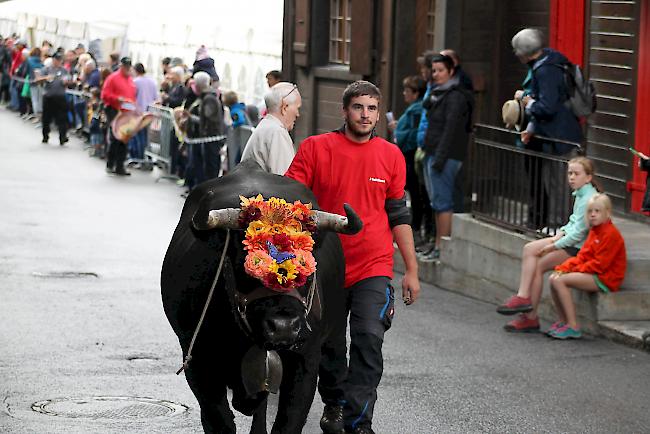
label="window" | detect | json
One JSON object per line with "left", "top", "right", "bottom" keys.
{"left": 329, "top": 0, "right": 352, "bottom": 64}
{"left": 426, "top": 0, "right": 436, "bottom": 50}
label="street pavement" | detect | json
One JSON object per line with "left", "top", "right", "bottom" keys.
{"left": 1, "top": 107, "right": 650, "bottom": 434}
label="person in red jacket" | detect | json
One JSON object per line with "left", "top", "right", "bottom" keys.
{"left": 548, "top": 193, "right": 627, "bottom": 339}
{"left": 101, "top": 57, "right": 136, "bottom": 176}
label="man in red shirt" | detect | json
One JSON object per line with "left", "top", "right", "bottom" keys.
{"left": 101, "top": 57, "right": 137, "bottom": 176}
{"left": 285, "top": 80, "right": 420, "bottom": 434}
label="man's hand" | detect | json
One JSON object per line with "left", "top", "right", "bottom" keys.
{"left": 521, "top": 131, "right": 533, "bottom": 144}
{"left": 522, "top": 95, "right": 534, "bottom": 106}
{"left": 402, "top": 270, "right": 420, "bottom": 305}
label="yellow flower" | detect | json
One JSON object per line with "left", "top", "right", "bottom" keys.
{"left": 245, "top": 220, "right": 270, "bottom": 238}
{"left": 240, "top": 194, "right": 265, "bottom": 207}
{"left": 268, "top": 259, "right": 298, "bottom": 284}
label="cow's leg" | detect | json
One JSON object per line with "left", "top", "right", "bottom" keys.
{"left": 270, "top": 341, "right": 320, "bottom": 434}
{"left": 185, "top": 360, "right": 236, "bottom": 434}
{"left": 249, "top": 396, "right": 268, "bottom": 434}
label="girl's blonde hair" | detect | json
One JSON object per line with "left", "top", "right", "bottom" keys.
{"left": 586, "top": 193, "right": 613, "bottom": 222}
{"left": 568, "top": 157, "right": 602, "bottom": 192}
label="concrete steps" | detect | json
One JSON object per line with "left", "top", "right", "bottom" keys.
{"left": 395, "top": 214, "right": 650, "bottom": 350}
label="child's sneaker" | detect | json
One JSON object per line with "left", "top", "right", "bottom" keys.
{"left": 545, "top": 321, "right": 565, "bottom": 336}
{"left": 496, "top": 295, "right": 533, "bottom": 315}
{"left": 503, "top": 314, "right": 540, "bottom": 333}
{"left": 550, "top": 325, "right": 582, "bottom": 340}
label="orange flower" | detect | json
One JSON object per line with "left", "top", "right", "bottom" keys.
{"left": 293, "top": 249, "right": 317, "bottom": 276}
{"left": 244, "top": 249, "right": 274, "bottom": 279}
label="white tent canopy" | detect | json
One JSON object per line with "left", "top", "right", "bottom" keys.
{"left": 0, "top": 0, "right": 283, "bottom": 104}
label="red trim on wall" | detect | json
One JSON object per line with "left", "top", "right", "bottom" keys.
{"left": 549, "top": 0, "right": 585, "bottom": 66}
{"left": 631, "top": 0, "right": 650, "bottom": 213}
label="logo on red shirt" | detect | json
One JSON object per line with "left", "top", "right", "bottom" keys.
{"left": 369, "top": 177, "right": 386, "bottom": 184}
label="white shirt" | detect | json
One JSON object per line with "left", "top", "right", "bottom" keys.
{"left": 240, "top": 114, "right": 295, "bottom": 175}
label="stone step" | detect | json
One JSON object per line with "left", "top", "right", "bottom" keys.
{"left": 396, "top": 214, "right": 650, "bottom": 341}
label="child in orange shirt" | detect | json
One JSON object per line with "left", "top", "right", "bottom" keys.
{"left": 548, "top": 193, "right": 627, "bottom": 339}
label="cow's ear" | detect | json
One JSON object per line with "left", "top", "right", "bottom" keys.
{"left": 192, "top": 191, "right": 217, "bottom": 231}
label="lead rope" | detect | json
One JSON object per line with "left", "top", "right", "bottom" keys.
{"left": 176, "top": 229, "right": 231, "bottom": 375}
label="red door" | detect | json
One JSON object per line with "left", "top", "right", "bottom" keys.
{"left": 549, "top": 0, "right": 586, "bottom": 65}
{"left": 630, "top": 0, "right": 650, "bottom": 213}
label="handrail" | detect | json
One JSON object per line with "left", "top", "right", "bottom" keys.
{"left": 474, "top": 123, "right": 583, "bottom": 152}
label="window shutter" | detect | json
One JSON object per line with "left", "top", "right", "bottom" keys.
{"left": 350, "top": 0, "right": 374, "bottom": 75}
{"left": 294, "top": 0, "right": 311, "bottom": 67}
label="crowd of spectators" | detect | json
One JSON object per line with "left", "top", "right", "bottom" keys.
{"left": 0, "top": 35, "right": 264, "bottom": 189}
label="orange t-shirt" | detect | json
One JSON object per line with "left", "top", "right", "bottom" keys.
{"left": 555, "top": 219, "right": 627, "bottom": 291}
{"left": 285, "top": 131, "right": 406, "bottom": 287}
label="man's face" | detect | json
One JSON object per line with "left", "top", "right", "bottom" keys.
{"left": 65, "top": 51, "right": 76, "bottom": 64}
{"left": 279, "top": 91, "right": 302, "bottom": 131}
{"left": 52, "top": 58, "right": 62, "bottom": 68}
{"left": 343, "top": 95, "right": 379, "bottom": 138}
{"left": 120, "top": 65, "right": 131, "bottom": 77}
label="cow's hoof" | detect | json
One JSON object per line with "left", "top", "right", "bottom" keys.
{"left": 320, "top": 404, "right": 344, "bottom": 434}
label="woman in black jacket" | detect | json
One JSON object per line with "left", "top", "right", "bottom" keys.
{"left": 421, "top": 54, "right": 474, "bottom": 260}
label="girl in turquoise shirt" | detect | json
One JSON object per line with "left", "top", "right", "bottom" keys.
{"left": 496, "top": 157, "right": 600, "bottom": 332}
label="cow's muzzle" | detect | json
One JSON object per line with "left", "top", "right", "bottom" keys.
{"left": 261, "top": 312, "right": 302, "bottom": 350}
{"left": 192, "top": 192, "right": 363, "bottom": 235}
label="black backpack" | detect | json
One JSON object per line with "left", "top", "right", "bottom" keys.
{"left": 561, "top": 63, "right": 597, "bottom": 117}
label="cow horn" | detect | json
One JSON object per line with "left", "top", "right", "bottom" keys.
{"left": 314, "top": 203, "right": 363, "bottom": 235}
{"left": 192, "top": 192, "right": 242, "bottom": 230}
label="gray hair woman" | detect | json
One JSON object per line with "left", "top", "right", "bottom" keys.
{"left": 511, "top": 28, "right": 543, "bottom": 60}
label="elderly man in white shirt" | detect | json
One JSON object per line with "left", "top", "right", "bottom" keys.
{"left": 241, "top": 82, "right": 301, "bottom": 174}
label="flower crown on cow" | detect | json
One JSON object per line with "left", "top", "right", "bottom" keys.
{"left": 238, "top": 195, "right": 317, "bottom": 291}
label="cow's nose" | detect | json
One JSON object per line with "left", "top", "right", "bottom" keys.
{"left": 263, "top": 315, "right": 302, "bottom": 347}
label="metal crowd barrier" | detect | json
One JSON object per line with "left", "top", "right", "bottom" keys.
{"left": 471, "top": 124, "right": 576, "bottom": 237}
{"left": 144, "top": 104, "right": 178, "bottom": 181}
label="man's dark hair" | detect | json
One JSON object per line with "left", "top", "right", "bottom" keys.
{"left": 266, "top": 70, "right": 282, "bottom": 80}
{"left": 162, "top": 57, "right": 171, "bottom": 66}
{"left": 402, "top": 75, "right": 427, "bottom": 98}
{"left": 430, "top": 54, "right": 455, "bottom": 73}
{"left": 134, "top": 63, "right": 145, "bottom": 74}
{"left": 109, "top": 52, "right": 120, "bottom": 63}
{"left": 342, "top": 80, "right": 382, "bottom": 108}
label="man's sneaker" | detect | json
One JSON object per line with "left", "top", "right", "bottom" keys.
{"left": 550, "top": 325, "right": 582, "bottom": 340}
{"left": 545, "top": 321, "right": 565, "bottom": 336}
{"left": 503, "top": 314, "right": 540, "bottom": 333}
{"left": 41, "top": 137, "right": 48, "bottom": 144}
{"left": 496, "top": 295, "right": 533, "bottom": 315}
{"left": 320, "top": 405, "right": 344, "bottom": 434}
{"left": 419, "top": 248, "right": 440, "bottom": 263}
{"left": 59, "top": 137, "right": 69, "bottom": 146}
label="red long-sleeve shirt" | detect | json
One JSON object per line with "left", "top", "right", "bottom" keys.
{"left": 555, "top": 219, "right": 627, "bottom": 291}
{"left": 10, "top": 49, "right": 23, "bottom": 76}
{"left": 101, "top": 70, "right": 136, "bottom": 111}
{"left": 285, "top": 131, "right": 407, "bottom": 287}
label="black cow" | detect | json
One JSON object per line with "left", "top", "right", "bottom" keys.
{"left": 161, "top": 160, "right": 362, "bottom": 433}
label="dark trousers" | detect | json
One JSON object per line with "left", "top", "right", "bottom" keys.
{"left": 42, "top": 95, "right": 68, "bottom": 142}
{"left": 106, "top": 130, "right": 128, "bottom": 173}
{"left": 319, "top": 276, "right": 394, "bottom": 431}
{"left": 186, "top": 139, "right": 223, "bottom": 190}
{"left": 404, "top": 150, "right": 425, "bottom": 232}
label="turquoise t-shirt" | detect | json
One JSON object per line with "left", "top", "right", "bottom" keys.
{"left": 554, "top": 183, "right": 598, "bottom": 249}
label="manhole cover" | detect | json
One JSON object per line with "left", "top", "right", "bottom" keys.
{"left": 31, "top": 397, "right": 188, "bottom": 419}
{"left": 32, "top": 271, "right": 99, "bottom": 279}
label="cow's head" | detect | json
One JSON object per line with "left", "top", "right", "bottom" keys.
{"left": 192, "top": 192, "right": 362, "bottom": 351}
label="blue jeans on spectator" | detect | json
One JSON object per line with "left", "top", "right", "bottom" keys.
{"left": 430, "top": 158, "right": 463, "bottom": 212}
{"left": 9, "top": 79, "right": 19, "bottom": 110}
{"left": 128, "top": 128, "right": 147, "bottom": 160}
{"left": 423, "top": 154, "right": 436, "bottom": 208}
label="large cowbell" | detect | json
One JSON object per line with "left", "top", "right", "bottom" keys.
{"left": 241, "top": 345, "right": 283, "bottom": 396}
